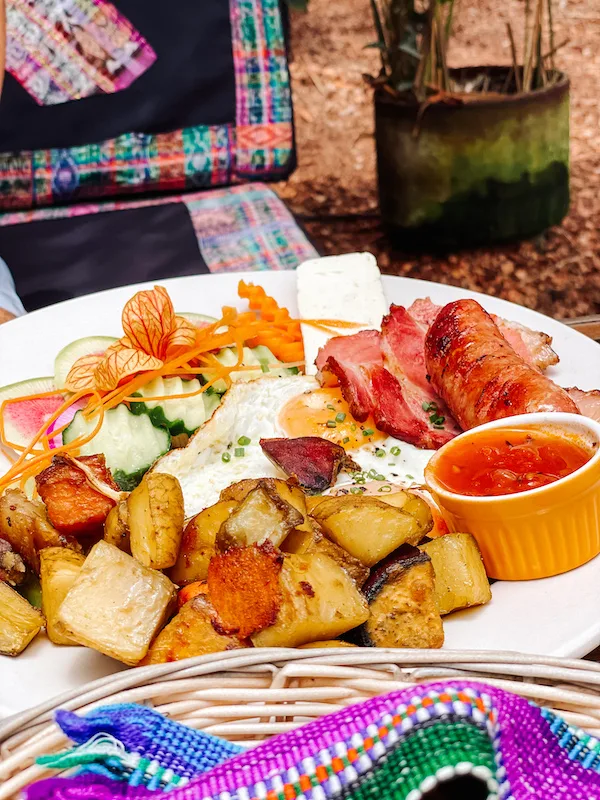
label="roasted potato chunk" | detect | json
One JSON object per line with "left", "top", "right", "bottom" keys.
{"left": 128, "top": 473, "right": 185, "bottom": 569}
{"left": 358, "top": 545, "right": 444, "bottom": 648}
{"left": 35, "top": 455, "right": 119, "bottom": 537}
{"left": 218, "top": 485, "right": 303, "bottom": 550}
{"left": 252, "top": 554, "right": 369, "bottom": 648}
{"left": 421, "top": 533, "right": 491, "bottom": 615}
{"left": 40, "top": 547, "right": 86, "bottom": 645}
{"left": 208, "top": 543, "right": 283, "bottom": 638}
{"left": 220, "top": 479, "right": 312, "bottom": 533}
{"left": 282, "top": 528, "right": 369, "bottom": 587}
{"left": 311, "top": 495, "right": 425, "bottom": 566}
{"left": 298, "top": 640, "right": 358, "bottom": 648}
{"left": 55, "top": 540, "right": 176, "bottom": 664}
{"left": 0, "top": 581, "right": 44, "bottom": 655}
{"left": 104, "top": 499, "right": 130, "bottom": 553}
{"left": 0, "top": 538, "right": 26, "bottom": 586}
{"left": 169, "top": 500, "right": 238, "bottom": 586}
{"left": 141, "top": 594, "right": 248, "bottom": 665}
{"left": 0, "top": 488, "right": 80, "bottom": 572}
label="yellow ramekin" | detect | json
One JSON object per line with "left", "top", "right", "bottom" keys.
{"left": 424, "top": 412, "right": 600, "bottom": 581}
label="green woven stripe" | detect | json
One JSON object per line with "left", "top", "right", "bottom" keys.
{"left": 345, "top": 720, "right": 496, "bottom": 800}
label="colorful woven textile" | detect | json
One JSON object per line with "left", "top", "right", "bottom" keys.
{"left": 0, "top": 0, "right": 294, "bottom": 210}
{"left": 37, "top": 703, "right": 242, "bottom": 791}
{"left": 25, "top": 681, "right": 600, "bottom": 800}
{"left": 0, "top": 184, "right": 318, "bottom": 275}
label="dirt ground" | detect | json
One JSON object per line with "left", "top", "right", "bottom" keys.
{"left": 275, "top": 0, "right": 600, "bottom": 320}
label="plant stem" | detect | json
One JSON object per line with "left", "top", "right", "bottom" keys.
{"left": 506, "top": 23, "right": 522, "bottom": 92}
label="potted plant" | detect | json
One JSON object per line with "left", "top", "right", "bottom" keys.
{"left": 368, "top": 0, "right": 569, "bottom": 249}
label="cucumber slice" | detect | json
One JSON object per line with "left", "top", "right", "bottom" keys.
{"left": 129, "top": 377, "right": 221, "bottom": 436}
{"left": 63, "top": 404, "right": 171, "bottom": 491}
{"left": 200, "top": 345, "right": 298, "bottom": 390}
{"left": 54, "top": 336, "right": 117, "bottom": 390}
{"left": 178, "top": 312, "right": 218, "bottom": 328}
{"left": 0, "top": 376, "right": 66, "bottom": 449}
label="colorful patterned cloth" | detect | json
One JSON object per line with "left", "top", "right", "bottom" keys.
{"left": 25, "top": 681, "right": 600, "bottom": 800}
{"left": 0, "top": 0, "right": 294, "bottom": 210}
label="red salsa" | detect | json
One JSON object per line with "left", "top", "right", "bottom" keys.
{"left": 435, "top": 428, "right": 592, "bottom": 497}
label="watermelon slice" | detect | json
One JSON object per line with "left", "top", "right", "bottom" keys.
{"left": 0, "top": 377, "right": 82, "bottom": 450}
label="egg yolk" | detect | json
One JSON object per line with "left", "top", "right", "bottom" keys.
{"left": 279, "top": 387, "right": 385, "bottom": 448}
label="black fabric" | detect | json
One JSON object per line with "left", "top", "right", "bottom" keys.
{"left": 0, "top": 0, "right": 236, "bottom": 152}
{"left": 0, "top": 204, "right": 208, "bottom": 311}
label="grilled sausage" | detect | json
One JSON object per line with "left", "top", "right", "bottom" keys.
{"left": 424, "top": 299, "right": 578, "bottom": 430}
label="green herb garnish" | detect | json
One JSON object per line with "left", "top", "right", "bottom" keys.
{"left": 222, "top": 452, "right": 231, "bottom": 463}
{"left": 234, "top": 447, "right": 245, "bottom": 457}
{"left": 238, "top": 435, "right": 251, "bottom": 446}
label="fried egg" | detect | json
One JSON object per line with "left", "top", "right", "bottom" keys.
{"left": 155, "top": 375, "right": 434, "bottom": 517}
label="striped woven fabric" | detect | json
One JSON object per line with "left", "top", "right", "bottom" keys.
{"left": 25, "top": 681, "right": 600, "bottom": 800}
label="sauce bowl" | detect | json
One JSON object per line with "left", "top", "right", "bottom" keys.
{"left": 424, "top": 412, "right": 600, "bottom": 580}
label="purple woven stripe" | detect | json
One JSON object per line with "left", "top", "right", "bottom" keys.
{"left": 24, "top": 681, "right": 600, "bottom": 800}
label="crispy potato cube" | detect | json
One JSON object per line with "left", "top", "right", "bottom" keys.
{"left": 311, "top": 495, "right": 424, "bottom": 566}
{"left": 252, "top": 554, "right": 369, "bottom": 648}
{"left": 169, "top": 500, "right": 238, "bottom": 586}
{"left": 40, "top": 547, "right": 86, "bottom": 645}
{"left": 0, "top": 538, "right": 26, "bottom": 586}
{"left": 0, "top": 581, "right": 44, "bottom": 655}
{"left": 0, "top": 489, "right": 81, "bottom": 572}
{"left": 220, "top": 479, "right": 312, "bottom": 533}
{"left": 282, "top": 528, "right": 369, "bottom": 587}
{"left": 35, "top": 455, "right": 119, "bottom": 537}
{"left": 208, "top": 543, "right": 283, "bottom": 638}
{"left": 421, "top": 533, "right": 492, "bottom": 615}
{"left": 55, "top": 540, "right": 176, "bottom": 664}
{"left": 305, "top": 495, "right": 326, "bottom": 514}
{"left": 218, "top": 486, "right": 303, "bottom": 550}
{"left": 141, "top": 594, "right": 247, "bottom": 665}
{"left": 128, "top": 473, "right": 185, "bottom": 569}
{"left": 359, "top": 545, "right": 444, "bottom": 648}
{"left": 104, "top": 499, "right": 130, "bottom": 553}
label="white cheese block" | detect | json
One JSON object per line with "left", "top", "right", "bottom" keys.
{"left": 296, "top": 253, "right": 388, "bottom": 374}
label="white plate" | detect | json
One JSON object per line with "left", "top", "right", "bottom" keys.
{"left": 1, "top": 271, "right": 599, "bottom": 718}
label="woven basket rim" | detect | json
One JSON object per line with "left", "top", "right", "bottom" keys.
{"left": 3, "top": 646, "right": 600, "bottom": 742}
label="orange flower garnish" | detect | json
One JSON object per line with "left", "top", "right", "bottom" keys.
{"left": 65, "top": 287, "right": 199, "bottom": 393}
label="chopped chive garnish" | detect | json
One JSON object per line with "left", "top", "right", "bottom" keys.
{"left": 326, "top": 420, "right": 337, "bottom": 428}
{"left": 390, "top": 446, "right": 401, "bottom": 456}
{"left": 406, "top": 473, "right": 414, "bottom": 480}
{"left": 363, "top": 428, "right": 375, "bottom": 437}
{"left": 423, "top": 401, "right": 438, "bottom": 412}
{"left": 238, "top": 435, "right": 251, "bottom": 446}
{"left": 260, "top": 360, "right": 270, "bottom": 373}
{"left": 375, "top": 473, "right": 386, "bottom": 481}
{"left": 378, "top": 485, "right": 392, "bottom": 492}
{"left": 222, "top": 452, "right": 231, "bottom": 463}
{"left": 429, "top": 413, "right": 445, "bottom": 426}
{"left": 367, "top": 469, "right": 378, "bottom": 479}
{"left": 335, "top": 412, "right": 346, "bottom": 423}
{"left": 234, "top": 447, "right": 245, "bottom": 457}
{"left": 327, "top": 404, "right": 335, "bottom": 411}
{"left": 375, "top": 448, "right": 385, "bottom": 458}
{"left": 350, "top": 486, "right": 364, "bottom": 494}
{"left": 355, "top": 477, "right": 366, "bottom": 484}
{"left": 351, "top": 423, "right": 357, "bottom": 431}
{"left": 343, "top": 436, "right": 350, "bottom": 444}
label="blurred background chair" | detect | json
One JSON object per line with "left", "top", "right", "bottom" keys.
{"left": 0, "top": 0, "right": 317, "bottom": 311}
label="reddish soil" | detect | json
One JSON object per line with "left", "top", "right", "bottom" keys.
{"left": 275, "top": 0, "right": 600, "bottom": 320}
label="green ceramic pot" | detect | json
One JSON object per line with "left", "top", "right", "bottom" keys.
{"left": 375, "top": 67, "right": 570, "bottom": 250}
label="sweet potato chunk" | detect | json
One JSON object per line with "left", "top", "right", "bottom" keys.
{"left": 36, "top": 455, "right": 119, "bottom": 537}
{"left": 0, "top": 488, "right": 81, "bottom": 572}
{"left": 217, "top": 485, "right": 303, "bottom": 550}
{"left": 208, "top": 543, "right": 283, "bottom": 638}
{"left": 141, "top": 594, "right": 248, "bottom": 665}
{"left": 260, "top": 437, "right": 359, "bottom": 494}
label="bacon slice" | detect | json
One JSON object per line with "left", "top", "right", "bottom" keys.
{"left": 566, "top": 387, "right": 600, "bottom": 423}
{"left": 407, "top": 298, "right": 559, "bottom": 371}
{"left": 260, "top": 437, "right": 360, "bottom": 494}
{"left": 379, "top": 306, "right": 460, "bottom": 447}
{"left": 315, "top": 330, "right": 382, "bottom": 421}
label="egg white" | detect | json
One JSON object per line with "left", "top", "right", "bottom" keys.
{"left": 155, "top": 375, "right": 434, "bottom": 517}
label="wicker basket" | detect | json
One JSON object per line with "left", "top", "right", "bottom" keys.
{"left": 2, "top": 647, "right": 600, "bottom": 798}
